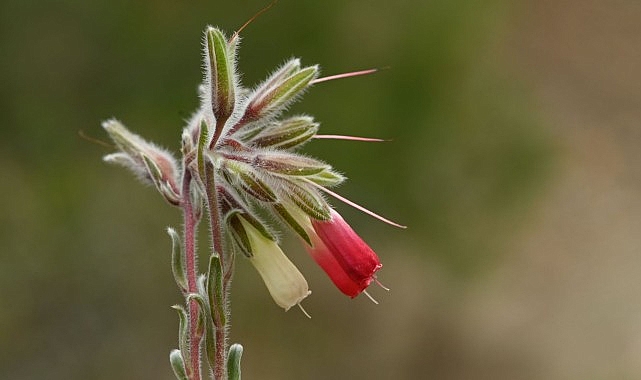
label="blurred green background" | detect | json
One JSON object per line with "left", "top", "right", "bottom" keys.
{"left": 2, "top": 1, "right": 641, "bottom": 379}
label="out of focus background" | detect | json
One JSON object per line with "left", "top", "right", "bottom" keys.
{"left": 1, "top": 1, "right": 640, "bottom": 379}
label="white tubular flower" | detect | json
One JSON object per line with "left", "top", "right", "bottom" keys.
{"left": 239, "top": 217, "right": 310, "bottom": 311}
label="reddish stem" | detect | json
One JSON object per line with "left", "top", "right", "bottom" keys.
{"left": 182, "top": 169, "right": 202, "bottom": 380}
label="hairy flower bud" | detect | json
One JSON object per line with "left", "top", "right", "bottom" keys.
{"left": 243, "top": 63, "right": 318, "bottom": 122}
{"left": 251, "top": 116, "right": 318, "bottom": 150}
{"left": 102, "top": 119, "right": 181, "bottom": 205}
{"left": 204, "top": 27, "right": 237, "bottom": 141}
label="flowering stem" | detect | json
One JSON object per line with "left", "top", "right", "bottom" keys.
{"left": 182, "top": 168, "right": 202, "bottom": 380}
{"left": 204, "top": 160, "right": 229, "bottom": 379}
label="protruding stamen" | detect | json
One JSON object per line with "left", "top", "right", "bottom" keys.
{"left": 313, "top": 134, "right": 387, "bottom": 142}
{"left": 230, "top": 0, "right": 278, "bottom": 43}
{"left": 311, "top": 68, "right": 378, "bottom": 85}
{"left": 305, "top": 179, "right": 407, "bottom": 229}
{"left": 362, "top": 290, "right": 379, "bottom": 305}
{"left": 297, "top": 302, "right": 312, "bottom": 319}
{"left": 374, "top": 277, "right": 390, "bottom": 291}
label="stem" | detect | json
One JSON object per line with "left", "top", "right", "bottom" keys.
{"left": 182, "top": 169, "right": 202, "bottom": 380}
{"left": 204, "top": 161, "right": 230, "bottom": 379}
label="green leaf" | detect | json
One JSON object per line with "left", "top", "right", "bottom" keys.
{"left": 207, "top": 254, "right": 226, "bottom": 328}
{"left": 167, "top": 227, "right": 187, "bottom": 292}
{"left": 169, "top": 349, "right": 189, "bottom": 380}
{"left": 197, "top": 119, "right": 209, "bottom": 183}
{"left": 170, "top": 305, "right": 190, "bottom": 371}
{"left": 186, "top": 293, "right": 216, "bottom": 371}
{"left": 227, "top": 343, "right": 244, "bottom": 380}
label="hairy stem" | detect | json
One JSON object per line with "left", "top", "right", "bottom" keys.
{"left": 204, "top": 161, "right": 230, "bottom": 379}
{"left": 182, "top": 169, "right": 202, "bottom": 380}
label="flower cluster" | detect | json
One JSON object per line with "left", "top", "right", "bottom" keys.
{"left": 103, "top": 27, "right": 389, "bottom": 312}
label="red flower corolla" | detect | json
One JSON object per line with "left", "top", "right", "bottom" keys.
{"left": 305, "top": 209, "right": 382, "bottom": 298}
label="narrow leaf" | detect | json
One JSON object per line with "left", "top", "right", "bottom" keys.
{"left": 186, "top": 293, "right": 217, "bottom": 371}
{"left": 227, "top": 343, "right": 244, "bottom": 380}
{"left": 170, "top": 305, "right": 190, "bottom": 370}
{"left": 207, "top": 254, "right": 227, "bottom": 327}
{"left": 169, "top": 349, "right": 189, "bottom": 380}
{"left": 167, "top": 228, "right": 187, "bottom": 292}
{"left": 197, "top": 119, "right": 209, "bottom": 183}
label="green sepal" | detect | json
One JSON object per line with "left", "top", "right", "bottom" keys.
{"left": 273, "top": 204, "right": 311, "bottom": 245}
{"left": 141, "top": 154, "right": 181, "bottom": 205}
{"left": 206, "top": 27, "right": 235, "bottom": 123}
{"left": 186, "top": 293, "right": 216, "bottom": 371}
{"left": 167, "top": 227, "right": 187, "bottom": 292}
{"left": 248, "top": 65, "right": 318, "bottom": 119}
{"left": 256, "top": 59, "right": 301, "bottom": 99}
{"left": 170, "top": 305, "right": 190, "bottom": 370}
{"left": 226, "top": 213, "right": 253, "bottom": 257}
{"left": 265, "top": 66, "right": 317, "bottom": 109}
{"left": 305, "top": 169, "right": 346, "bottom": 187}
{"left": 226, "top": 207, "right": 275, "bottom": 242}
{"left": 234, "top": 165, "right": 278, "bottom": 202}
{"left": 282, "top": 180, "right": 331, "bottom": 221}
{"left": 227, "top": 343, "right": 244, "bottom": 380}
{"left": 207, "top": 254, "right": 226, "bottom": 328}
{"left": 169, "top": 349, "right": 189, "bottom": 380}
{"left": 257, "top": 153, "right": 328, "bottom": 176}
{"left": 252, "top": 116, "right": 318, "bottom": 149}
{"left": 235, "top": 121, "right": 269, "bottom": 142}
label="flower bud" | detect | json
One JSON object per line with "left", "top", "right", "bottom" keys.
{"left": 238, "top": 217, "right": 310, "bottom": 310}
{"left": 205, "top": 27, "right": 236, "bottom": 128}
{"left": 222, "top": 161, "right": 278, "bottom": 202}
{"left": 255, "top": 152, "right": 329, "bottom": 176}
{"left": 244, "top": 63, "right": 318, "bottom": 122}
{"left": 102, "top": 119, "right": 181, "bottom": 205}
{"left": 251, "top": 116, "right": 318, "bottom": 149}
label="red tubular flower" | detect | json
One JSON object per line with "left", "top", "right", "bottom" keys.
{"left": 305, "top": 209, "right": 382, "bottom": 298}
